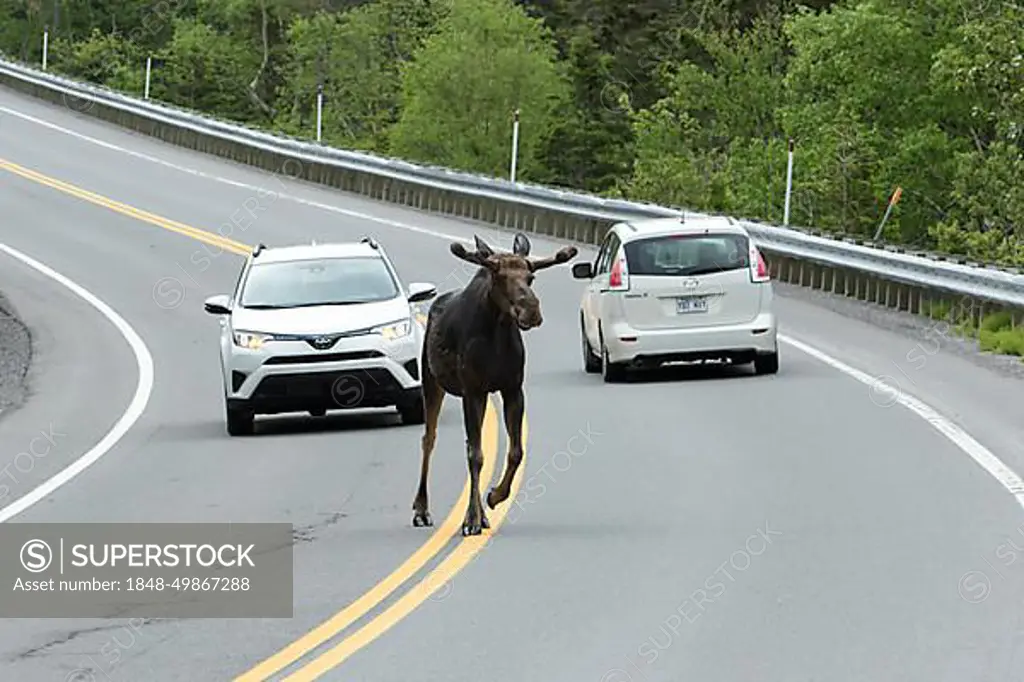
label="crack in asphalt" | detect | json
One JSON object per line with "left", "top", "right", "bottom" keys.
{"left": 292, "top": 509, "right": 350, "bottom": 544}
{"left": 11, "top": 618, "right": 161, "bottom": 660}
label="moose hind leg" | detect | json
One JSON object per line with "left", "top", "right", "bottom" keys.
{"left": 461, "top": 393, "right": 488, "bottom": 536}
{"left": 488, "top": 387, "right": 525, "bottom": 510}
{"left": 412, "top": 368, "right": 445, "bottom": 528}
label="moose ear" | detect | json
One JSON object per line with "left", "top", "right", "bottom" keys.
{"left": 451, "top": 242, "right": 482, "bottom": 265}
{"left": 512, "top": 232, "right": 531, "bottom": 256}
{"left": 473, "top": 235, "right": 495, "bottom": 258}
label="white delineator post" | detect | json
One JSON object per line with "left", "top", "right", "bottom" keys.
{"left": 42, "top": 27, "right": 49, "bottom": 70}
{"left": 783, "top": 138, "right": 794, "bottom": 226}
{"left": 509, "top": 108, "right": 520, "bottom": 183}
{"left": 144, "top": 56, "right": 152, "bottom": 99}
{"left": 316, "top": 84, "right": 324, "bottom": 143}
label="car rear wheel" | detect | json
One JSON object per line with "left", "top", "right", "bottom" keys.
{"left": 600, "top": 329, "right": 628, "bottom": 383}
{"left": 226, "top": 401, "right": 254, "bottom": 436}
{"left": 581, "top": 315, "right": 600, "bottom": 374}
{"left": 754, "top": 350, "right": 779, "bottom": 375}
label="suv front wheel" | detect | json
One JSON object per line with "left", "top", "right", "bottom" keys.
{"left": 754, "top": 350, "right": 780, "bottom": 375}
{"left": 398, "top": 393, "right": 426, "bottom": 425}
{"left": 226, "top": 399, "right": 254, "bottom": 436}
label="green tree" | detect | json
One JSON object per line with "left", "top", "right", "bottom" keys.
{"left": 625, "top": 14, "right": 788, "bottom": 216}
{"left": 389, "top": 0, "right": 570, "bottom": 180}
{"left": 275, "top": 0, "right": 445, "bottom": 152}
{"left": 153, "top": 18, "right": 260, "bottom": 121}
{"left": 47, "top": 28, "right": 144, "bottom": 93}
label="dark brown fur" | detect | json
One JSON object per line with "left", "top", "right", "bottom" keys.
{"left": 411, "top": 232, "right": 578, "bottom": 535}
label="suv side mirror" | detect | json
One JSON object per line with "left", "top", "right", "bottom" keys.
{"left": 204, "top": 294, "right": 231, "bottom": 315}
{"left": 407, "top": 282, "right": 437, "bottom": 303}
{"left": 572, "top": 262, "right": 593, "bottom": 279}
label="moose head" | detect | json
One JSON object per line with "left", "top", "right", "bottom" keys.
{"left": 450, "top": 232, "right": 578, "bottom": 331}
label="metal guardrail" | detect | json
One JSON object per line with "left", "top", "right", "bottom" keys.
{"left": 1, "top": 57, "right": 1022, "bottom": 327}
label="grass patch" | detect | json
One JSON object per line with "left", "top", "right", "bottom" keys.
{"left": 976, "top": 311, "right": 1024, "bottom": 359}
{"left": 922, "top": 302, "right": 1024, "bottom": 360}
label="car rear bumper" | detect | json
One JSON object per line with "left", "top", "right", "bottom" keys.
{"left": 604, "top": 312, "right": 778, "bottom": 365}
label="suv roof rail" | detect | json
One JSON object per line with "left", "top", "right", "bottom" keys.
{"left": 252, "top": 242, "right": 266, "bottom": 257}
{"left": 360, "top": 236, "right": 379, "bottom": 249}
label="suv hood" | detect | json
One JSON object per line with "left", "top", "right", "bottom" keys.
{"left": 230, "top": 298, "right": 411, "bottom": 335}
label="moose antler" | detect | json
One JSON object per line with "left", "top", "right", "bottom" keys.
{"left": 529, "top": 245, "right": 579, "bottom": 271}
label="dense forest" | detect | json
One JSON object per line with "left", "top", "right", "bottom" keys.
{"left": 0, "top": 0, "right": 1021, "bottom": 265}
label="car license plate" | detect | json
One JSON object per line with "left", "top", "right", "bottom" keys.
{"left": 677, "top": 296, "right": 708, "bottom": 314}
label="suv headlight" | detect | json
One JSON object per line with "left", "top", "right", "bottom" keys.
{"left": 372, "top": 318, "right": 412, "bottom": 341}
{"left": 233, "top": 330, "right": 276, "bottom": 349}
{"left": 410, "top": 303, "right": 429, "bottom": 327}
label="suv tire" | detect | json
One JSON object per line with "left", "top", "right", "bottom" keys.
{"left": 226, "top": 400, "right": 255, "bottom": 436}
{"left": 754, "top": 350, "right": 780, "bottom": 375}
{"left": 399, "top": 394, "right": 426, "bottom": 425}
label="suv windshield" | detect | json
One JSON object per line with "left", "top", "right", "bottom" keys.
{"left": 239, "top": 256, "right": 399, "bottom": 308}
{"left": 624, "top": 233, "right": 750, "bottom": 277}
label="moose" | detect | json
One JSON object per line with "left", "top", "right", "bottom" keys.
{"left": 411, "top": 232, "right": 578, "bottom": 536}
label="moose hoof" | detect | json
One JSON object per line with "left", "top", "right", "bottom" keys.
{"left": 486, "top": 488, "right": 502, "bottom": 509}
{"left": 412, "top": 511, "right": 433, "bottom": 527}
{"left": 462, "top": 520, "right": 483, "bottom": 536}
{"left": 481, "top": 511, "right": 490, "bottom": 529}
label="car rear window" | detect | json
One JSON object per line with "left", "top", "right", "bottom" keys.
{"left": 240, "top": 256, "right": 399, "bottom": 308}
{"left": 624, "top": 233, "right": 750, "bottom": 276}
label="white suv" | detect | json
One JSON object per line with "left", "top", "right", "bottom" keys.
{"left": 203, "top": 238, "right": 436, "bottom": 435}
{"left": 572, "top": 215, "right": 779, "bottom": 382}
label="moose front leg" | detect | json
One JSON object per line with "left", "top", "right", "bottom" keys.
{"left": 461, "top": 393, "right": 489, "bottom": 536}
{"left": 487, "top": 387, "right": 525, "bottom": 510}
{"left": 412, "top": 369, "right": 445, "bottom": 528}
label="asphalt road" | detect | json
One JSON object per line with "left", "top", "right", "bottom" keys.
{"left": 1, "top": 87, "right": 1023, "bottom": 682}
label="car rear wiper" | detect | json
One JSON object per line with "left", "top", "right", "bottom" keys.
{"left": 673, "top": 265, "right": 741, "bottom": 277}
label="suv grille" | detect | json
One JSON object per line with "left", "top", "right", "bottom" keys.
{"left": 263, "top": 350, "right": 384, "bottom": 365}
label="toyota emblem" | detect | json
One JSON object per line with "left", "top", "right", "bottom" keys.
{"left": 312, "top": 336, "right": 333, "bottom": 348}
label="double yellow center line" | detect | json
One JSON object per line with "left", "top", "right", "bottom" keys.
{"left": 0, "top": 156, "right": 528, "bottom": 679}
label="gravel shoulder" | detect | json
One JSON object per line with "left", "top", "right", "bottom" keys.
{"left": 0, "top": 287, "right": 32, "bottom": 415}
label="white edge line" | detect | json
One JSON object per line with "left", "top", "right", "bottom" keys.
{"left": 0, "top": 242, "right": 154, "bottom": 523}
{"left": 779, "top": 333, "right": 1024, "bottom": 511}
{"left": 4, "top": 102, "right": 1024, "bottom": 516}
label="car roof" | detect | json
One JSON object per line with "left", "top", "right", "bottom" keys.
{"left": 617, "top": 215, "right": 749, "bottom": 241}
{"left": 250, "top": 242, "right": 385, "bottom": 264}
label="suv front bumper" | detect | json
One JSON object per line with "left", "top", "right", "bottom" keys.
{"left": 224, "top": 332, "right": 421, "bottom": 415}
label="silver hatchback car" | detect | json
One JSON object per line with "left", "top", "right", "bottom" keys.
{"left": 572, "top": 215, "right": 779, "bottom": 382}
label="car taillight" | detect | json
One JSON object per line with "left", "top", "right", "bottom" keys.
{"left": 750, "top": 245, "right": 770, "bottom": 283}
{"left": 608, "top": 255, "right": 629, "bottom": 290}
